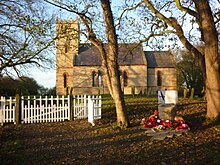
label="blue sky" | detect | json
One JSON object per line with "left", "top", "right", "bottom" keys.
{"left": 29, "top": 1, "right": 170, "bottom": 88}
{"left": 29, "top": 0, "right": 219, "bottom": 88}
{"left": 30, "top": 68, "right": 56, "bottom": 88}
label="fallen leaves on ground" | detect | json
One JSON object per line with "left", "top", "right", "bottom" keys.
{"left": 0, "top": 96, "right": 219, "bottom": 165}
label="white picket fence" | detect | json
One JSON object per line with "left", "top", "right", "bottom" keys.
{"left": 22, "top": 95, "right": 70, "bottom": 123}
{"left": 0, "top": 95, "right": 101, "bottom": 125}
{"left": 0, "top": 97, "right": 15, "bottom": 124}
{"left": 88, "top": 95, "right": 102, "bottom": 126}
{"left": 74, "top": 95, "right": 88, "bottom": 119}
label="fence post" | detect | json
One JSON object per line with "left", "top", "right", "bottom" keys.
{"left": 88, "top": 96, "right": 94, "bottom": 126}
{"left": 15, "top": 90, "right": 21, "bottom": 124}
{"left": 69, "top": 95, "right": 74, "bottom": 121}
{"left": 0, "top": 96, "right": 5, "bottom": 125}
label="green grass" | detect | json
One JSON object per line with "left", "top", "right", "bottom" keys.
{"left": 101, "top": 95, "right": 158, "bottom": 126}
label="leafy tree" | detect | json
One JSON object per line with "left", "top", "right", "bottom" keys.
{"left": 38, "top": 86, "right": 56, "bottom": 96}
{"left": 45, "top": 0, "right": 130, "bottom": 127}
{"left": 17, "top": 76, "right": 41, "bottom": 95}
{"left": 0, "top": 76, "right": 42, "bottom": 96}
{"left": 140, "top": 0, "right": 220, "bottom": 119}
{"left": 176, "top": 51, "right": 204, "bottom": 96}
{"left": 0, "top": 0, "right": 55, "bottom": 77}
{"left": 0, "top": 76, "right": 17, "bottom": 96}
{"left": 46, "top": 87, "right": 56, "bottom": 96}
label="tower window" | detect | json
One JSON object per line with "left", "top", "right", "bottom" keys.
{"left": 64, "top": 44, "right": 68, "bottom": 53}
{"left": 63, "top": 73, "right": 67, "bottom": 88}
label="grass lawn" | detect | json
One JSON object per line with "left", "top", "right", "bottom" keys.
{"left": 0, "top": 95, "right": 219, "bottom": 164}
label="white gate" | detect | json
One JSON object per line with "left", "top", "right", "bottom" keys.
{"left": 88, "top": 95, "right": 102, "bottom": 125}
{"left": 21, "top": 95, "right": 70, "bottom": 123}
{"left": 73, "top": 95, "right": 87, "bottom": 119}
{"left": 73, "top": 95, "right": 102, "bottom": 121}
{"left": 0, "top": 95, "right": 101, "bottom": 125}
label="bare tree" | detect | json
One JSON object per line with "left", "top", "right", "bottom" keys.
{"left": 140, "top": 0, "right": 220, "bottom": 119}
{"left": 0, "top": 0, "right": 55, "bottom": 77}
{"left": 45, "top": 0, "right": 130, "bottom": 127}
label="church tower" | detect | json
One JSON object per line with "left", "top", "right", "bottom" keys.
{"left": 56, "top": 18, "right": 79, "bottom": 95}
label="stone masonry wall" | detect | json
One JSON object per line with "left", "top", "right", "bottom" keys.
{"left": 57, "top": 65, "right": 147, "bottom": 95}
{"left": 147, "top": 68, "right": 177, "bottom": 95}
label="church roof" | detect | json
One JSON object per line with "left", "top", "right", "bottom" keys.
{"left": 74, "top": 44, "right": 145, "bottom": 66}
{"left": 75, "top": 44, "right": 101, "bottom": 66}
{"left": 144, "top": 51, "right": 175, "bottom": 68}
{"left": 74, "top": 44, "right": 175, "bottom": 68}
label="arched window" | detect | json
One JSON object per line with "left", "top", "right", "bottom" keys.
{"left": 63, "top": 73, "right": 67, "bottom": 88}
{"left": 123, "top": 71, "right": 128, "bottom": 87}
{"left": 92, "top": 71, "right": 96, "bottom": 87}
{"left": 119, "top": 70, "right": 128, "bottom": 87}
{"left": 64, "top": 44, "right": 68, "bottom": 53}
{"left": 97, "top": 71, "right": 102, "bottom": 87}
{"left": 64, "top": 38, "right": 70, "bottom": 53}
{"left": 119, "top": 70, "right": 122, "bottom": 83}
{"left": 157, "top": 70, "right": 162, "bottom": 86}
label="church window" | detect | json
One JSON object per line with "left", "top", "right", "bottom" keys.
{"left": 123, "top": 71, "right": 128, "bottom": 87}
{"left": 119, "top": 70, "right": 128, "bottom": 87}
{"left": 92, "top": 71, "right": 96, "bottom": 87}
{"left": 97, "top": 71, "right": 102, "bottom": 87}
{"left": 64, "top": 44, "right": 68, "bottom": 53}
{"left": 63, "top": 73, "right": 67, "bottom": 88}
{"left": 92, "top": 71, "right": 102, "bottom": 87}
{"left": 64, "top": 38, "right": 70, "bottom": 53}
{"left": 157, "top": 70, "right": 162, "bottom": 86}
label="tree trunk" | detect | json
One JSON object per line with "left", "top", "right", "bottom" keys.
{"left": 143, "top": 0, "right": 220, "bottom": 119}
{"left": 101, "top": 0, "right": 130, "bottom": 127}
{"left": 194, "top": 0, "right": 220, "bottom": 119}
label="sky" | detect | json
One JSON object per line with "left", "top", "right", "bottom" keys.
{"left": 28, "top": 1, "right": 170, "bottom": 89}
{"left": 28, "top": 0, "right": 219, "bottom": 89}
{"left": 30, "top": 68, "right": 56, "bottom": 88}
{"left": 27, "top": 1, "right": 150, "bottom": 88}
{"left": 24, "top": 3, "right": 67, "bottom": 89}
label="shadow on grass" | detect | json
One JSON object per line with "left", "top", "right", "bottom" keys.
{"left": 1, "top": 97, "right": 219, "bottom": 164}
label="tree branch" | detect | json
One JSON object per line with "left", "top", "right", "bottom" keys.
{"left": 115, "top": 1, "right": 144, "bottom": 28}
{"left": 174, "top": 0, "right": 198, "bottom": 18}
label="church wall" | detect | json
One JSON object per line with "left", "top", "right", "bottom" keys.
{"left": 147, "top": 68, "right": 177, "bottom": 95}
{"left": 56, "top": 19, "right": 79, "bottom": 95}
{"left": 56, "top": 65, "right": 148, "bottom": 95}
{"left": 119, "top": 65, "right": 147, "bottom": 95}
{"left": 72, "top": 66, "right": 104, "bottom": 95}
{"left": 55, "top": 19, "right": 177, "bottom": 96}
{"left": 56, "top": 67, "right": 74, "bottom": 95}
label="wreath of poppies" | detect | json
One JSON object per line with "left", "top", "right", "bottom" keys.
{"left": 141, "top": 110, "right": 190, "bottom": 131}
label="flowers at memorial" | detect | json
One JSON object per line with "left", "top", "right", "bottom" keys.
{"left": 141, "top": 110, "right": 190, "bottom": 131}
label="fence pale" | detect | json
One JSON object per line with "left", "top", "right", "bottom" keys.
{"left": 0, "top": 95, "right": 101, "bottom": 125}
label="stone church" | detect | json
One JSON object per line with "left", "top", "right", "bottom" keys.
{"left": 56, "top": 19, "right": 177, "bottom": 95}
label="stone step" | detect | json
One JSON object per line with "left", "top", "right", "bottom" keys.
{"left": 145, "top": 128, "right": 189, "bottom": 140}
